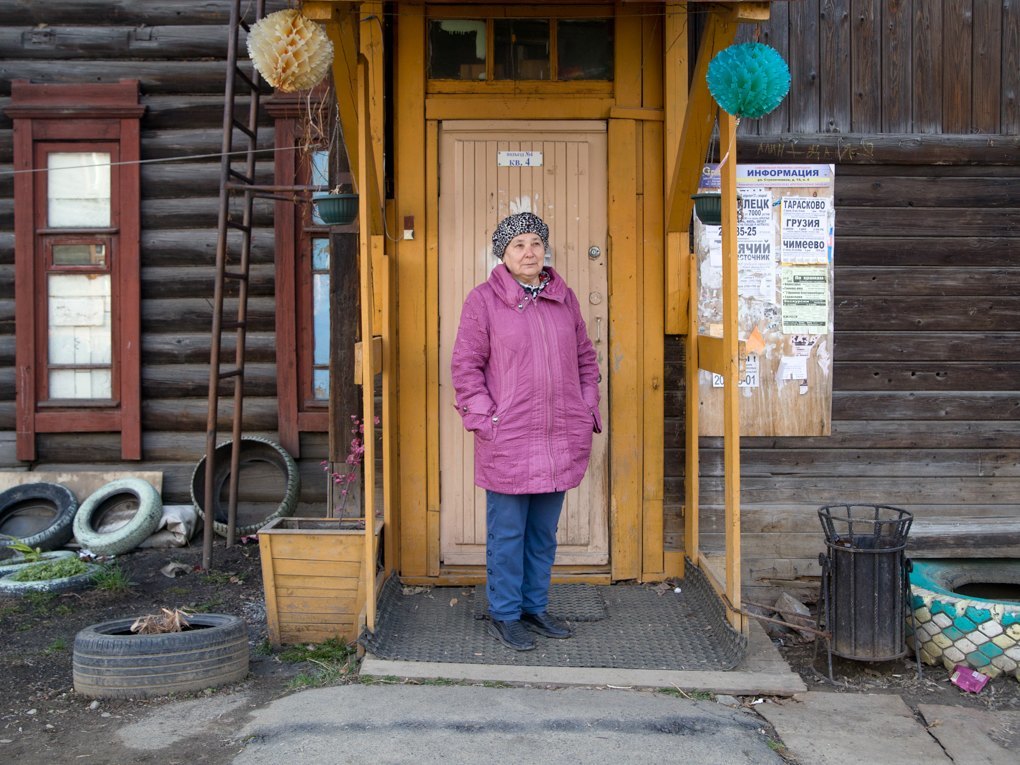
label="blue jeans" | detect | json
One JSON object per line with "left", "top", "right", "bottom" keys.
{"left": 485, "top": 490, "right": 565, "bottom": 621}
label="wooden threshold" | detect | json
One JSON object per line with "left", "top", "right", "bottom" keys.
{"left": 401, "top": 566, "right": 612, "bottom": 587}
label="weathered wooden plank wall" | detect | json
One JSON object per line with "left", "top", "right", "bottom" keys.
{"left": 665, "top": 3, "right": 1020, "bottom": 600}
{"left": 739, "top": 0, "right": 1020, "bottom": 135}
{"left": 667, "top": 150, "right": 1020, "bottom": 600}
{"left": 0, "top": 0, "right": 332, "bottom": 507}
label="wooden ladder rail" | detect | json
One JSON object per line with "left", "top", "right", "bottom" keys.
{"left": 204, "top": 0, "right": 268, "bottom": 569}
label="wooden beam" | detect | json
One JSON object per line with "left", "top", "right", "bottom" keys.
{"left": 665, "top": 11, "right": 739, "bottom": 233}
{"left": 684, "top": 252, "right": 700, "bottom": 567}
{"left": 424, "top": 119, "right": 441, "bottom": 578}
{"left": 353, "top": 335, "right": 383, "bottom": 381}
{"left": 323, "top": 5, "right": 359, "bottom": 184}
{"left": 608, "top": 118, "right": 642, "bottom": 581}
{"left": 664, "top": 1, "right": 690, "bottom": 333}
{"left": 642, "top": 119, "right": 666, "bottom": 580}
{"left": 357, "top": 41, "right": 378, "bottom": 630}
{"left": 609, "top": 107, "right": 665, "bottom": 121}
{"left": 425, "top": 96, "right": 614, "bottom": 121}
{"left": 719, "top": 110, "right": 744, "bottom": 633}
{"left": 394, "top": 5, "right": 429, "bottom": 579}
{"left": 697, "top": 334, "right": 747, "bottom": 376}
{"left": 362, "top": 1, "right": 385, "bottom": 231}
{"left": 732, "top": 2, "right": 771, "bottom": 22}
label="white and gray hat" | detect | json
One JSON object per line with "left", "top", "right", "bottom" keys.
{"left": 490, "top": 212, "right": 549, "bottom": 261}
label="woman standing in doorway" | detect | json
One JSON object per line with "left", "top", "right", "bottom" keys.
{"left": 451, "top": 212, "right": 602, "bottom": 651}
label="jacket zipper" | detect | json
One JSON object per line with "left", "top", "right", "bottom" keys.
{"left": 532, "top": 298, "right": 557, "bottom": 484}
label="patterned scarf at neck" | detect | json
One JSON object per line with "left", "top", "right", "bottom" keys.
{"left": 518, "top": 270, "right": 550, "bottom": 299}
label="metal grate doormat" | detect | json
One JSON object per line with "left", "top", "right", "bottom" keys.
{"left": 361, "top": 563, "right": 746, "bottom": 670}
{"left": 473, "top": 583, "right": 607, "bottom": 622}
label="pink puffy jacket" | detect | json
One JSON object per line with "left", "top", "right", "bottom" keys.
{"left": 451, "top": 264, "right": 602, "bottom": 494}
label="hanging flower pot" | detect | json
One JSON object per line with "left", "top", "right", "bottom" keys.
{"left": 691, "top": 192, "right": 742, "bottom": 226}
{"left": 691, "top": 193, "right": 724, "bottom": 225}
{"left": 314, "top": 193, "right": 359, "bottom": 226}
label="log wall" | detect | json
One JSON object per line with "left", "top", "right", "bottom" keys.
{"left": 0, "top": 0, "right": 326, "bottom": 508}
{"left": 667, "top": 3, "right": 1020, "bottom": 600}
{"left": 665, "top": 140, "right": 1020, "bottom": 601}
{"left": 735, "top": 0, "right": 1020, "bottom": 136}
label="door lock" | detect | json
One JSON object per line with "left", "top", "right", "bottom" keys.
{"left": 588, "top": 245, "right": 601, "bottom": 260}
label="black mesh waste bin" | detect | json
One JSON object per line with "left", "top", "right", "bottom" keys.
{"left": 817, "top": 503, "right": 913, "bottom": 662}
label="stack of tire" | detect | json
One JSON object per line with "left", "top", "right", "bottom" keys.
{"left": 0, "top": 475, "right": 252, "bottom": 700}
{"left": 0, "top": 438, "right": 300, "bottom": 697}
{"left": 0, "top": 478, "right": 163, "bottom": 594}
{"left": 0, "top": 436, "right": 302, "bottom": 568}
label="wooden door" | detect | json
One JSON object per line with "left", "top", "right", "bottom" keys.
{"left": 438, "top": 120, "right": 609, "bottom": 566}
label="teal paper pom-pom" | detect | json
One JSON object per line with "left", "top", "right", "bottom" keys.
{"left": 707, "top": 43, "right": 790, "bottom": 119}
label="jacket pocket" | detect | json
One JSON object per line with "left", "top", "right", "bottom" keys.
{"left": 464, "top": 412, "right": 497, "bottom": 442}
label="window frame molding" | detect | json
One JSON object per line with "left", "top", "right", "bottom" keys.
{"left": 6, "top": 80, "right": 144, "bottom": 461}
{"left": 267, "top": 94, "right": 338, "bottom": 456}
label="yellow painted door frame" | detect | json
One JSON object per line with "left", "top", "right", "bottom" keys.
{"left": 388, "top": 0, "right": 668, "bottom": 585}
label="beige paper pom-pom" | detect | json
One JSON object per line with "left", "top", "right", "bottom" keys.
{"left": 247, "top": 9, "right": 334, "bottom": 93}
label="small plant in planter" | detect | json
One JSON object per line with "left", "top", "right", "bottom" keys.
{"left": 10, "top": 557, "right": 89, "bottom": 581}
{"left": 0, "top": 551, "right": 102, "bottom": 595}
{"left": 0, "top": 535, "right": 45, "bottom": 562}
{"left": 314, "top": 184, "right": 359, "bottom": 226}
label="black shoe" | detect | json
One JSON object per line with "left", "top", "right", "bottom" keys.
{"left": 487, "top": 619, "right": 536, "bottom": 651}
{"left": 521, "top": 611, "right": 573, "bottom": 639}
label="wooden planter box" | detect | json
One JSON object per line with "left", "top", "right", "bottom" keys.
{"left": 258, "top": 517, "right": 381, "bottom": 646}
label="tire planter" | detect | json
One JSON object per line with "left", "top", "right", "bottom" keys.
{"left": 0, "top": 561, "right": 103, "bottom": 595}
{"left": 909, "top": 559, "right": 1020, "bottom": 681}
{"left": 191, "top": 436, "right": 300, "bottom": 537}
{"left": 0, "top": 482, "right": 78, "bottom": 551}
{"left": 73, "top": 478, "right": 164, "bottom": 556}
{"left": 0, "top": 549, "right": 77, "bottom": 577}
{"left": 73, "top": 613, "right": 249, "bottom": 699}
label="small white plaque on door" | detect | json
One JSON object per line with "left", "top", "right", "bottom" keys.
{"left": 498, "top": 151, "right": 543, "bottom": 167}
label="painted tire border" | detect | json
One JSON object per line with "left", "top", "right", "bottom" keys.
{"left": 909, "top": 560, "right": 1020, "bottom": 681}
{"left": 73, "top": 478, "right": 164, "bottom": 556}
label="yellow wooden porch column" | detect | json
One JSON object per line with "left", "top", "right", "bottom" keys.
{"left": 310, "top": 0, "right": 392, "bottom": 628}
{"left": 665, "top": 2, "right": 771, "bottom": 633}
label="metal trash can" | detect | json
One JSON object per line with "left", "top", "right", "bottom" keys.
{"left": 817, "top": 504, "right": 913, "bottom": 668}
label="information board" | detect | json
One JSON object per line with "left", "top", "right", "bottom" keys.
{"left": 695, "top": 164, "right": 835, "bottom": 437}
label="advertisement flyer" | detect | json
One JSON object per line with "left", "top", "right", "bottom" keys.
{"left": 781, "top": 266, "right": 829, "bottom": 333}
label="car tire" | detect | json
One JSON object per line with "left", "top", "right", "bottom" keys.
{"left": 73, "top": 479, "right": 164, "bottom": 556}
{"left": 0, "top": 562, "right": 103, "bottom": 595}
{"left": 191, "top": 436, "right": 300, "bottom": 537}
{"left": 0, "top": 549, "right": 77, "bottom": 577}
{"left": 0, "top": 482, "right": 78, "bottom": 552}
{"left": 73, "top": 613, "right": 249, "bottom": 699}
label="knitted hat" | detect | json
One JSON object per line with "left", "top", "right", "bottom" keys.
{"left": 490, "top": 212, "right": 549, "bottom": 261}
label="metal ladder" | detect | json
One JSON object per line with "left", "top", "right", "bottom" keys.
{"left": 202, "top": 0, "right": 269, "bottom": 569}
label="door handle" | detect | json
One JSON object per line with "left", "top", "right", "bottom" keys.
{"left": 595, "top": 317, "right": 602, "bottom": 344}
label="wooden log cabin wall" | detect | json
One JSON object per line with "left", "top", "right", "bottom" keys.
{"left": 0, "top": 1, "right": 338, "bottom": 509}
{"left": 1, "top": 1, "right": 1017, "bottom": 591}
{"left": 666, "top": 1, "right": 1020, "bottom": 600}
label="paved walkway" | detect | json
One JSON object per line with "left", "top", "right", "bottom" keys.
{"left": 757, "top": 692, "right": 1019, "bottom": 765}
{"left": 111, "top": 684, "right": 1020, "bottom": 765}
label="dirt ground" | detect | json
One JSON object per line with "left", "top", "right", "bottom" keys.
{"left": 1, "top": 541, "right": 1018, "bottom": 764}
{"left": 0, "top": 539, "right": 298, "bottom": 763}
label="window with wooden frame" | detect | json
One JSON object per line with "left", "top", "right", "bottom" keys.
{"left": 6, "top": 81, "right": 144, "bottom": 462}
{"left": 268, "top": 94, "right": 354, "bottom": 457}
{"left": 426, "top": 7, "right": 614, "bottom": 92}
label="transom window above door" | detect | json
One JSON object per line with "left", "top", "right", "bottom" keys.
{"left": 428, "top": 17, "right": 614, "bottom": 82}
